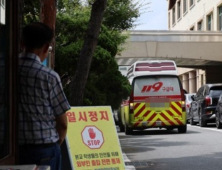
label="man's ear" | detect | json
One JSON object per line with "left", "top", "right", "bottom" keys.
{"left": 43, "top": 44, "right": 50, "bottom": 53}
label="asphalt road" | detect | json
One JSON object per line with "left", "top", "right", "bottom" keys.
{"left": 119, "top": 124, "right": 222, "bottom": 170}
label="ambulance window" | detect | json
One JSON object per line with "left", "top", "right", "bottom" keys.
{"left": 133, "top": 76, "right": 181, "bottom": 96}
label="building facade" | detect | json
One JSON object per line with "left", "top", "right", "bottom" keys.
{"left": 168, "top": 0, "right": 222, "bottom": 93}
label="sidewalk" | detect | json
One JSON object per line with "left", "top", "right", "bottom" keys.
{"left": 125, "top": 165, "right": 136, "bottom": 170}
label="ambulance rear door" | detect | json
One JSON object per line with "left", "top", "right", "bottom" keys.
{"left": 132, "top": 75, "right": 185, "bottom": 128}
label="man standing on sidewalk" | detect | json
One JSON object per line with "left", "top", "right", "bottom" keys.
{"left": 18, "top": 22, "right": 70, "bottom": 170}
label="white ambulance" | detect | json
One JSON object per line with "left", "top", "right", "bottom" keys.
{"left": 118, "top": 60, "right": 186, "bottom": 135}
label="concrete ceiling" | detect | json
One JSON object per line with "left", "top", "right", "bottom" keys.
{"left": 116, "top": 57, "right": 222, "bottom": 69}
{"left": 115, "top": 30, "right": 222, "bottom": 68}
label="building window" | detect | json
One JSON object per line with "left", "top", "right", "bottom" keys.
{"left": 183, "top": 0, "right": 187, "bottom": 13}
{"left": 190, "top": 26, "right": 194, "bottom": 30}
{"left": 177, "top": 1, "right": 181, "bottom": 19}
{"left": 219, "top": 6, "right": 222, "bottom": 31}
{"left": 207, "top": 13, "right": 212, "bottom": 30}
{"left": 190, "top": 0, "right": 194, "bottom": 7}
{"left": 198, "top": 20, "right": 202, "bottom": 30}
{"left": 173, "top": 7, "right": 175, "bottom": 24}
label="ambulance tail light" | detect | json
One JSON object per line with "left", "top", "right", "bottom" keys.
{"left": 181, "top": 90, "right": 186, "bottom": 112}
{"left": 129, "top": 91, "right": 134, "bottom": 114}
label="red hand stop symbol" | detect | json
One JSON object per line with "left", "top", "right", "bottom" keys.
{"left": 88, "top": 128, "right": 96, "bottom": 139}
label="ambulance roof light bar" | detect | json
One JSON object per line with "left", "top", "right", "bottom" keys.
{"left": 127, "top": 60, "right": 178, "bottom": 80}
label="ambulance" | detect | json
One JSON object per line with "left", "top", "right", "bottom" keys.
{"left": 118, "top": 60, "right": 187, "bottom": 135}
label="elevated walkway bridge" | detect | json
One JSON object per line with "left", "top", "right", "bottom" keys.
{"left": 115, "top": 30, "right": 222, "bottom": 84}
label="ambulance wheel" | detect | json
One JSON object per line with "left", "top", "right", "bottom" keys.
{"left": 118, "top": 110, "right": 125, "bottom": 132}
{"left": 125, "top": 125, "right": 133, "bottom": 135}
{"left": 119, "top": 124, "right": 125, "bottom": 132}
{"left": 178, "top": 125, "right": 187, "bottom": 133}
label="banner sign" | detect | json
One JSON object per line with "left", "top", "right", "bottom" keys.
{"left": 66, "top": 106, "right": 125, "bottom": 170}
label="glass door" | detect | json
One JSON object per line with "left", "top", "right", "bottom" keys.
{"left": 0, "top": 0, "right": 19, "bottom": 164}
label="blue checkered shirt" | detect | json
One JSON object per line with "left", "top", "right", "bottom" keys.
{"left": 18, "top": 53, "right": 70, "bottom": 144}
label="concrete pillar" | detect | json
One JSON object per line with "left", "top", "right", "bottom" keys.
{"left": 189, "top": 71, "right": 196, "bottom": 93}
{"left": 182, "top": 74, "right": 189, "bottom": 92}
{"left": 196, "top": 69, "right": 205, "bottom": 90}
{"left": 196, "top": 70, "right": 199, "bottom": 91}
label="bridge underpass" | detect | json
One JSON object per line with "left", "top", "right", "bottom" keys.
{"left": 115, "top": 30, "right": 222, "bottom": 91}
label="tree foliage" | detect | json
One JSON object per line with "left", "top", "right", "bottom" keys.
{"left": 55, "top": 0, "right": 143, "bottom": 109}
{"left": 55, "top": 9, "right": 131, "bottom": 109}
{"left": 22, "top": 0, "right": 144, "bottom": 109}
{"left": 104, "top": 0, "right": 141, "bottom": 31}
{"left": 22, "top": 0, "right": 40, "bottom": 23}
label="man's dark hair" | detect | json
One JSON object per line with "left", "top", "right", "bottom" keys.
{"left": 22, "top": 22, "right": 53, "bottom": 49}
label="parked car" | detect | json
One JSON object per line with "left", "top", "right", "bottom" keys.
{"left": 190, "top": 84, "right": 222, "bottom": 127}
{"left": 185, "top": 93, "right": 196, "bottom": 122}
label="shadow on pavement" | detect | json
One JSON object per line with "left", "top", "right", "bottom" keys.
{"left": 126, "top": 152, "right": 222, "bottom": 170}
{"left": 117, "top": 128, "right": 201, "bottom": 137}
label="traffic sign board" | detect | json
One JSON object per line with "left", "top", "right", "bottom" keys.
{"left": 81, "top": 126, "right": 104, "bottom": 149}
{"left": 66, "top": 106, "right": 125, "bottom": 170}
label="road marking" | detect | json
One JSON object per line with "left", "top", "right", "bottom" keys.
{"left": 188, "top": 124, "right": 222, "bottom": 133}
{"left": 117, "top": 126, "right": 136, "bottom": 169}
{"left": 122, "top": 153, "right": 136, "bottom": 170}
{"left": 122, "top": 152, "right": 131, "bottom": 162}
